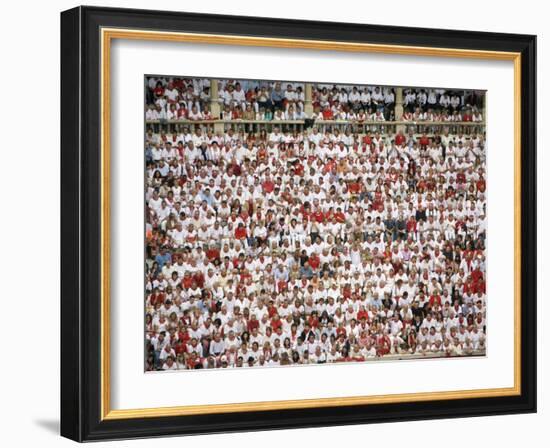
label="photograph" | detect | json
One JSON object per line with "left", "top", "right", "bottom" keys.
{"left": 55, "top": 4, "right": 538, "bottom": 442}
{"left": 144, "top": 76, "right": 488, "bottom": 372}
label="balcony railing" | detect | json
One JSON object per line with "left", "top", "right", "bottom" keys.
{"left": 145, "top": 119, "right": 486, "bottom": 136}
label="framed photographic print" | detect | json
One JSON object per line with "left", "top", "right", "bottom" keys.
{"left": 60, "top": 6, "right": 537, "bottom": 442}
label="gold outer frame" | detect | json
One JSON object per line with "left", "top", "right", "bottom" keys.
{"left": 100, "top": 28, "right": 522, "bottom": 421}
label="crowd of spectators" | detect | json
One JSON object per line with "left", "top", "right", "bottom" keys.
{"left": 401, "top": 88, "right": 484, "bottom": 123}
{"left": 145, "top": 77, "right": 484, "bottom": 124}
{"left": 144, "top": 79, "right": 487, "bottom": 372}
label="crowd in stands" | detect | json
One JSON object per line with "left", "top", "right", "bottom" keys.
{"left": 145, "top": 77, "right": 484, "bottom": 124}
{"left": 144, "top": 77, "right": 487, "bottom": 372}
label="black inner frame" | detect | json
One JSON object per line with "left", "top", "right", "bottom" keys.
{"left": 60, "top": 6, "right": 536, "bottom": 442}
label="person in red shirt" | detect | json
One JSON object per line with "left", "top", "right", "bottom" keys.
{"left": 362, "top": 133, "right": 372, "bottom": 146}
{"left": 322, "top": 106, "right": 333, "bottom": 120}
{"left": 231, "top": 106, "right": 242, "bottom": 120}
{"left": 307, "top": 311, "right": 320, "bottom": 329}
{"left": 267, "top": 301, "right": 278, "bottom": 318}
{"left": 181, "top": 272, "right": 194, "bottom": 289}
{"left": 376, "top": 331, "right": 391, "bottom": 356}
{"left": 192, "top": 272, "right": 205, "bottom": 288}
{"left": 148, "top": 289, "right": 165, "bottom": 307}
{"left": 476, "top": 176, "right": 486, "bottom": 193}
{"left": 471, "top": 267, "right": 484, "bottom": 285}
{"left": 395, "top": 131, "right": 406, "bottom": 146}
{"left": 312, "top": 208, "right": 325, "bottom": 223}
{"left": 153, "top": 82, "right": 165, "bottom": 98}
{"left": 205, "top": 244, "right": 220, "bottom": 262}
{"left": 308, "top": 252, "right": 321, "bottom": 271}
{"left": 357, "top": 308, "right": 369, "bottom": 323}
{"left": 406, "top": 216, "right": 417, "bottom": 236}
{"left": 418, "top": 133, "right": 430, "bottom": 148}
{"left": 173, "top": 103, "right": 186, "bottom": 119}
{"left": 334, "top": 208, "right": 346, "bottom": 223}
{"left": 342, "top": 284, "right": 352, "bottom": 300}
{"left": 174, "top": 338, "right": 187, "bottom": 356}
{"left": 463, "top": 276, "right": 475, "bottom": 296}
{"left": 262, "top": 177, "right": 275, "bottom": 193}
{"left": 277, "top": 279, "right": 288, "bottom": 292}
{"left": 348, "top": 179, "right": 362, "bottom": 195}
{"left": 323, "top": 158, "right": 336, "bottom": 174}
{"left": 336, "top": 324, "right": 347, "bottom": 339}
{"left": 372, "top": 189, "right": 384, "bottom": 210}
{"left": 186, "top": 352, "right": 202, "bottom": 370}
{"left": 247, "top": 314, "right": 260, "bottom": 333}
{"left": 257, "top": 145, "right": 267, "bottom": 162}
{"left": 456, "top": 170, "right": 466, "bottom": 189}
{"left": 270, "top": 314, "right": 283, "bottom": 332}
{"left": 234, "top": 223, "right": 247, "bottom": 240}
